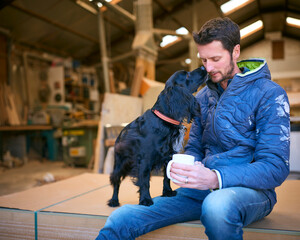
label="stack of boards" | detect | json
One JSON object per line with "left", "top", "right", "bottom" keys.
{"left": 0, "top": 173, "right": 299, "bottom": 240}
{"left": 0, "top": 84, "right": 22, "bottom": 126}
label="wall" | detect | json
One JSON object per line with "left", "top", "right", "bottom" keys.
{"left": 0, "top": 34, "right": 7, "bottom": 85}
{"left": 239, "top": 37, "right": 300, "bottom": 79}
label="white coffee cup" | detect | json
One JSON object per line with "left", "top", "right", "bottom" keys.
{"left": 166, "top": 154, "right": 195, "bottom": 183}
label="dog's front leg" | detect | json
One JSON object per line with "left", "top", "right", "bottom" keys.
{"left": 162, "top": 166, "right": 177, "bottom": 197}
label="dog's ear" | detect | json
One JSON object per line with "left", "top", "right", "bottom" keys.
{"left": 162, "top": 86, "right": 198, "bottom": 122}
{"left": 169, "top": 86, "right": 201, "bottom": 124}
{"left": 187, "top": 97, "right": 201, "bottom": 123}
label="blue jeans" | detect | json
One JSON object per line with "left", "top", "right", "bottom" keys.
{"left": 96, "top": 187, "right": 272, "bottom": 240}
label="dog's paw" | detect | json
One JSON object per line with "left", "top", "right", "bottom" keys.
{"left": 162, "top": 190, "right": 177, "bottom": 197}
{"left": 139, "top": 198, "right": 154, "bottom": 206}
{"left": 107, "top": 199, "right": 120, "bottom": 207}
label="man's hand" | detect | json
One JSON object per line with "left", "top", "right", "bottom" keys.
{"left": 170, "top": 161, "right": 219, "bottom": 190}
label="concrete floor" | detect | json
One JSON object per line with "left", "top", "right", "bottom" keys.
{"left": 0, "top": 159, "right": 92, "bottom": 196}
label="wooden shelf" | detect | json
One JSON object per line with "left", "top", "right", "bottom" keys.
{"left": 0, "top": 125, "right": 53, "bottom": 131}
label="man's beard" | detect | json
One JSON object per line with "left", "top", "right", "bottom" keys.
{"left": 210, "top": 59, "right": 235, "bottom": 84}
{"left": 219, "top": 60, "right": 235, "bottom": 83}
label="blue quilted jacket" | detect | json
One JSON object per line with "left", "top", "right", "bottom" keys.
{"left": 185, "top": 58, "right": 290, "bottom": 208}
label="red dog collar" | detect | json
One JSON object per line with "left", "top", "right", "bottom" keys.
{"left": 152, "top": 109, "right": 180, "bottom": 125}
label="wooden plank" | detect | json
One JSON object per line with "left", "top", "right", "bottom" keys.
{"left": 109, "top": 69, "right": 116, "bottom": 93}
{"left": 0, "top": 35, "right": 7, "bottom": 85}
{"left": 0, "top": 174, "right": 299, "bottom": 240}
{"left": 93, "top": 93, "right": 142, "bottom": 173}
{"left": 144, "top": 58, "right": 155, "bottom": 80}
{"left": 93, "top": 118, "right": 102, "bottom": 173}
{"left": 0, "top": 84, "right": 8, "bottom": 125}
{"left": 7, "top": 93, "right": 21, "bottom": 125}
{"left": 130, "top": 64, "right": 144, "bottom": 96}
{"left": 0, "top": 125, "right": 53, "bottom": 131}
{"left": 3, "top": 85, "right": 21, "bottom": 125}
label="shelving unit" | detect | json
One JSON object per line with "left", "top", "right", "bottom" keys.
{"left": 63, "top": 67, "right": 99, "bottom": 111}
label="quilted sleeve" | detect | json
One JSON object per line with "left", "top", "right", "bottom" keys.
{"left": 215, "top": 86, "right": 290, "bottom": 190}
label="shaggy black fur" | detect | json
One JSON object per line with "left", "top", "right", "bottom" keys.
{"left": 107, "top": 67, "right": 207, "bottom": 207}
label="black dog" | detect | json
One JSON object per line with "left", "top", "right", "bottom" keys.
{"left": 107, "top": 67, "right": 207, "bottom": 207}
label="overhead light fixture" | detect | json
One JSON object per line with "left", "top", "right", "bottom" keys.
{"left": 176, "top": 27, "right": 189, "bottom": 35}
{"left": 160, "top": 35, "right": 179, "bottom": 47}
{"left": 185, "top": 58, "right": 192, "bottom": 64}
{"left": 286, "top": 17, "right": 300, "bottom": 28}
{"left": 220, "top": 0, "right": 253, "bottom": 15}
{"left": 160, "top": 27, "right": 188, "bottom": 48}
{"left": 76, "top": 0, "right": 98, "bottom": 14}
{"left": 240, "top": 20, "right": 263, "bottom": 39}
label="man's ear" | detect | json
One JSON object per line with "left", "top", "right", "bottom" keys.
{"left": 232, "top": 44, "right": 240, "bottom": 61}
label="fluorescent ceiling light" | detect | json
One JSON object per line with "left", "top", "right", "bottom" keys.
{"left": 221, "top": 0, "right": 252, "bottom": 15}
{"left": 240, "top": 20, "right": 263, "bottom": 39}
{"left": 160, "top": 27, "right": 187, "bottom": 48}
{"left": 176, "top": 27, "right": 189, "bottom": 35}
{"left": 286, "top": 17, "right": 300, "bottom": 28}
{"left": 160, "top": 35, "right": 179, "bottom": 47}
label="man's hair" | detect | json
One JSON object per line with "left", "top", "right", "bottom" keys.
{"left": 193, "top": 17, "right": 240, "bottom": 54}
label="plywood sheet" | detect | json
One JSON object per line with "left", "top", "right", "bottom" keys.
{"left": 93, "top": 93, "right": 143, "bottom": 173}
{"left": 0, "top": 173, "right": 109, "bottom": 211}
{"left": 0, "top": 174, "right": 299, "bottom": 240}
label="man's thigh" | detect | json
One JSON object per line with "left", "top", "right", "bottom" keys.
{"left": 100, "top": 188, "right": 210, "bottom": 239}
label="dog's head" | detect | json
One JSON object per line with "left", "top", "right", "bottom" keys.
{"left": 153, "top": 67, "right": 207, "bottom": 124}
{"left": 154, "top": 85, "right": 201, "bottom": 124}
{"left": 165, "top": 66, "right": 207, "bottom": 93}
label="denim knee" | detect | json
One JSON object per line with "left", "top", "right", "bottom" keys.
{"left": 97, "top": 204, "right": 137, "bottom": 240}
{"left": 201, "top": 189, "right": 243, "bottom": 240}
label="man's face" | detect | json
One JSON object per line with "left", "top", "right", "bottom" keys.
{"left": 197, "top": 40, "right": 238, "bottom": 84}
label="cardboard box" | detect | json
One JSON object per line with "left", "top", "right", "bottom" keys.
{"left": 0, "top": 173, "right": 299, "bottom": 239}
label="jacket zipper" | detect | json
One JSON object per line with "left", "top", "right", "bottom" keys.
{"left": 212, "top": 84, "right": 231, "bottom": 152}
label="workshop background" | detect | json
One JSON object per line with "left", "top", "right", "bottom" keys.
{"left": 0, "top": 1, "right": 300, "bottom": 239}
{"left": 0, "top": 0, "right": 300, "bottom": 194}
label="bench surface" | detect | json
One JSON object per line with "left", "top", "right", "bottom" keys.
{"left": 0, "top": 173, "right": 299, "bottom": 239}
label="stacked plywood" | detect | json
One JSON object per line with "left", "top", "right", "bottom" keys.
{"left": 0, "top": 84, "right": 21, "bottom": 126}
{"left": 0, "top": 173, "right": 299, "bottom": 240}
{"left": 93, "top": 93, "right": 143, "bottom": 173}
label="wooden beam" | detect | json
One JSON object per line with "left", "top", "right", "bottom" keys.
{"left": 0, "top": 0, "right": 15, "bottom": 10}
{"left": 130, "top": 61, "right": 144, "bottom": 96}
{"left": 153, "top": 0, "right": 188, "bottom": 28}
{"left": 109, "top": 69, "right": 116, "bottom": 93}
{"left": 10, "top": 2, "right": 99, "bottom": 44}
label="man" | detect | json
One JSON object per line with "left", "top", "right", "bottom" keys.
{"left": 96, "top": 17, "right": 290, "bottom": 240}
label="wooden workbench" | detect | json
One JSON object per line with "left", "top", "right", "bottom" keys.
{"left": 0, "top": 125, "right": 57, "bottom": 161}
